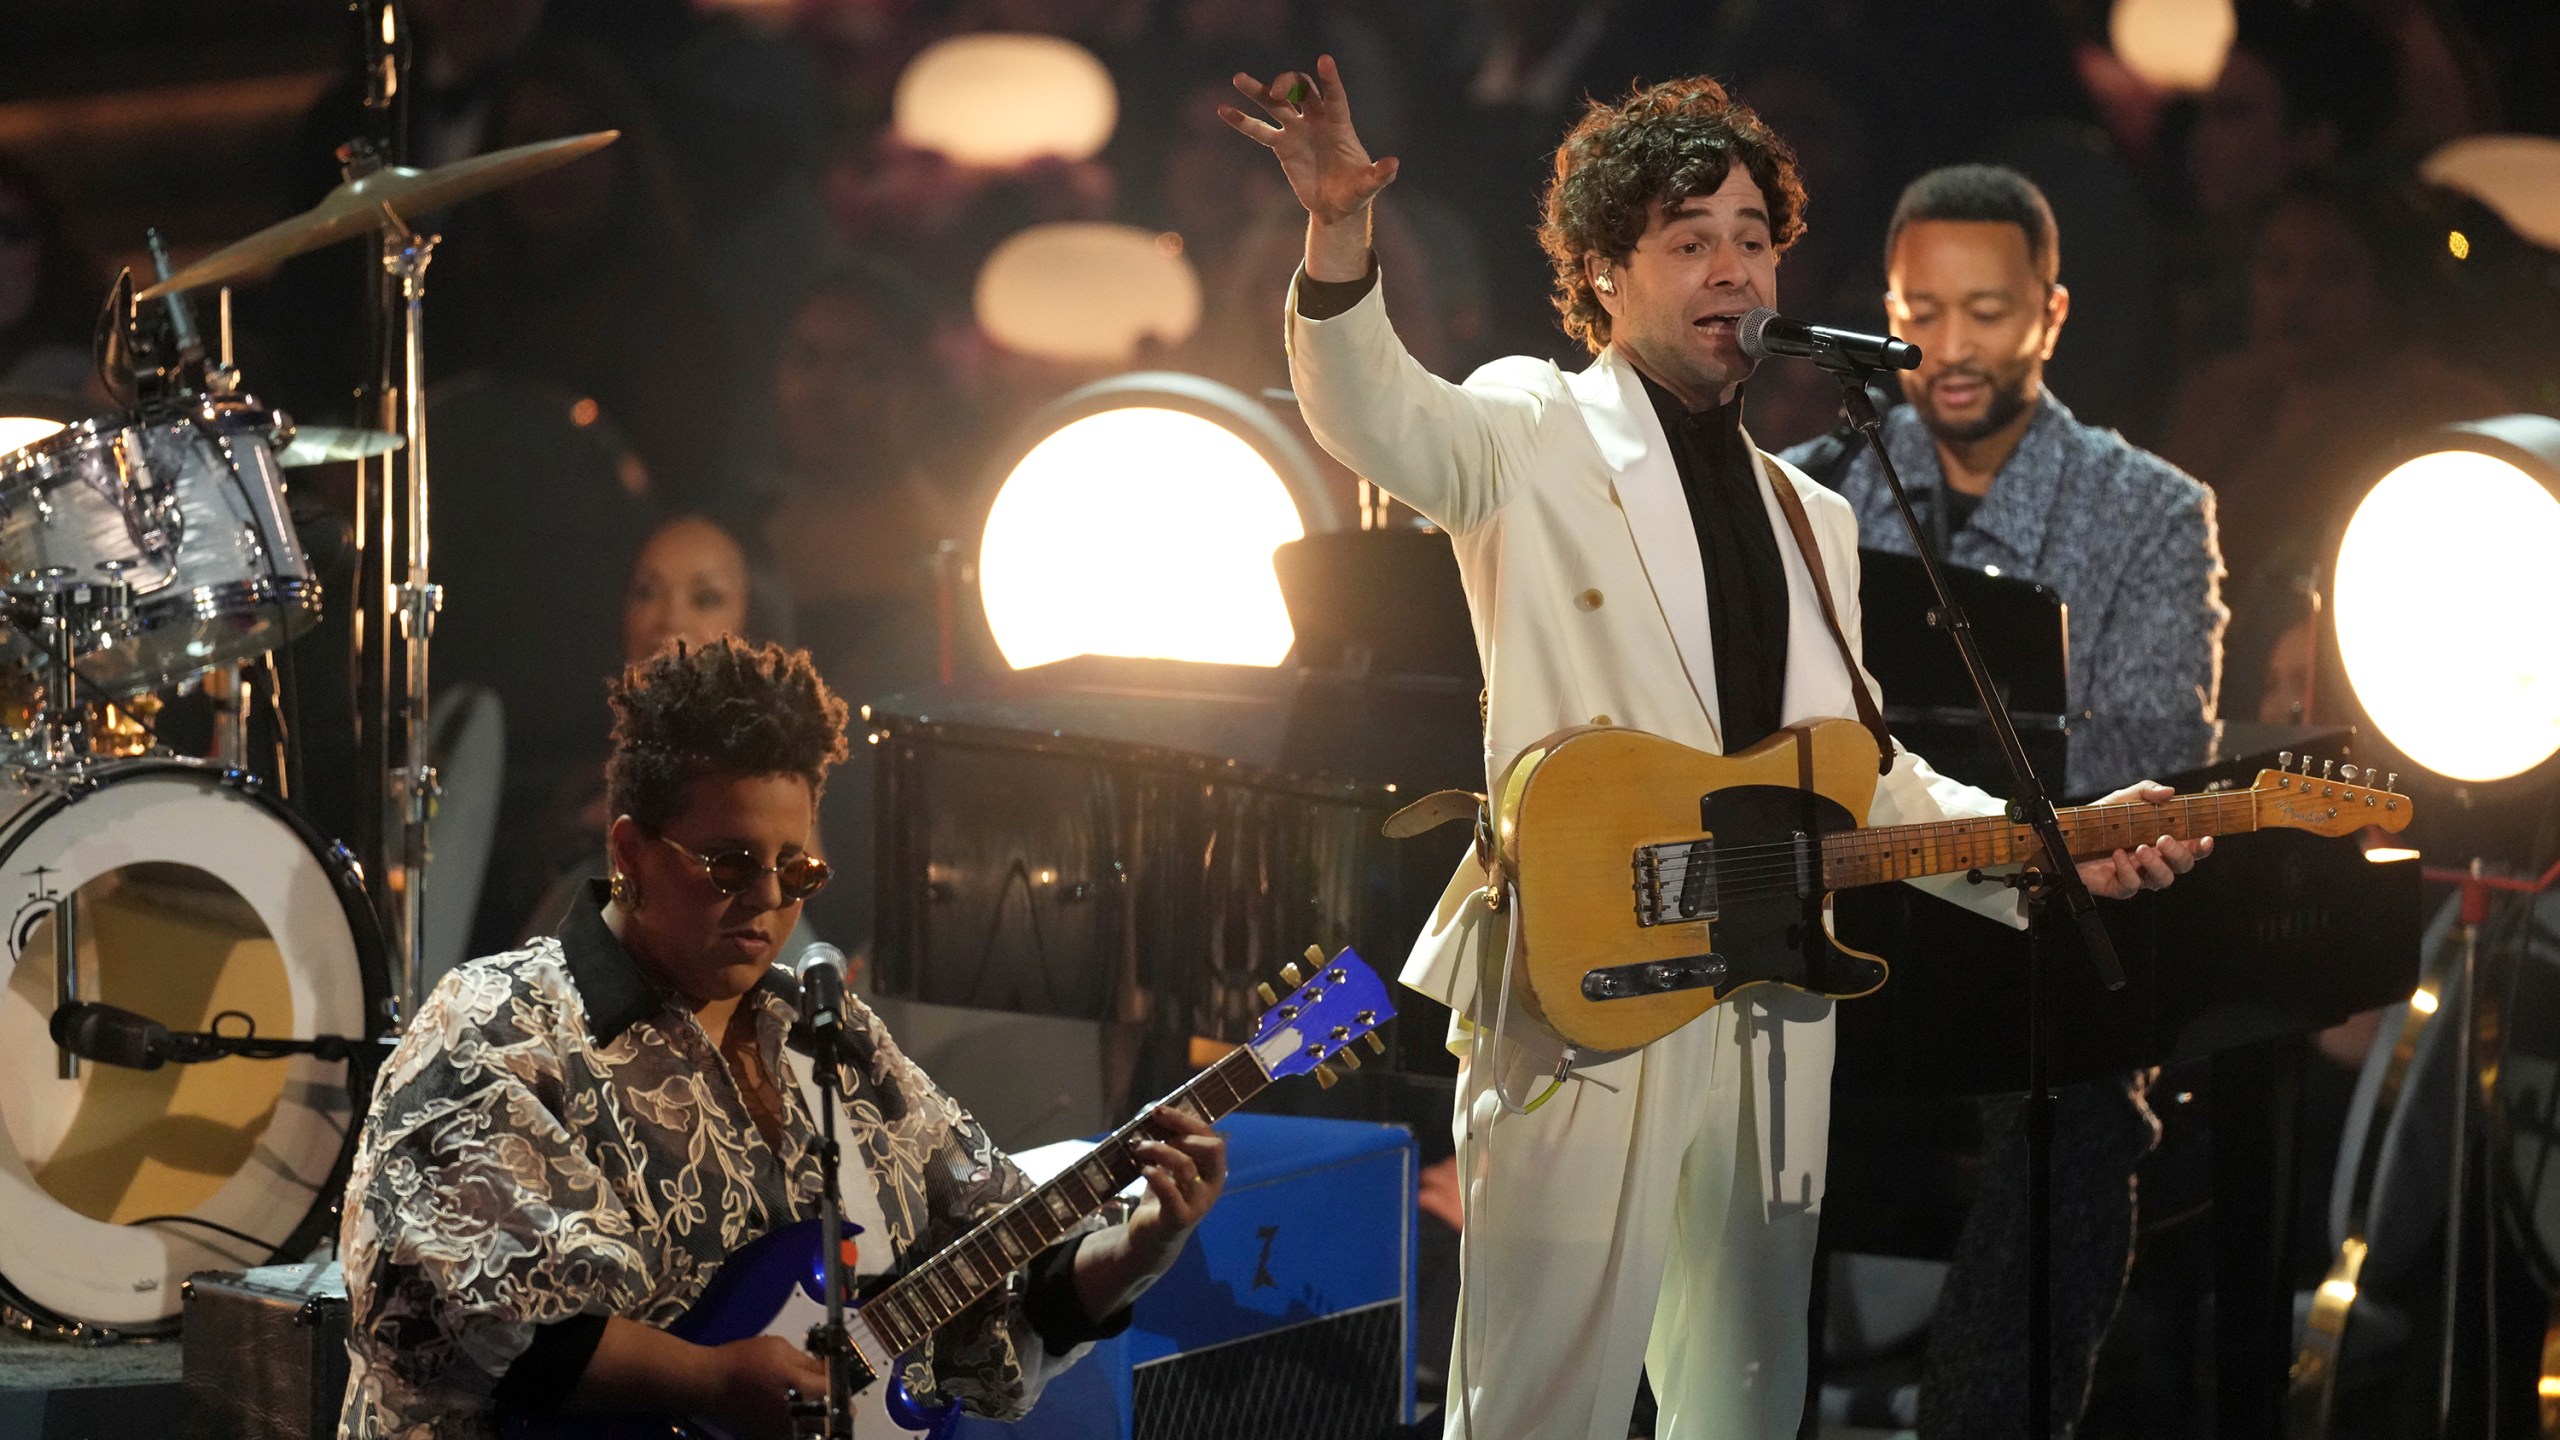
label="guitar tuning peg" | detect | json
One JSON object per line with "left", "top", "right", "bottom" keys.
{"left": 1363, "top": 1032, "right": 1387, "bottom": 1055}
{"left": 2339, "top": 764, "right": 2358, "bottom": 782}
{"left": 1303, "top": 944, "right": 1326, "bottom": 968}
{"left": 1256, "top": 982, "right": 1279, "bottom": 1007}
{"left": 1281, "top": 962, "right": 1304, "bottom": 986}
{"left": 1311, "top": 1063, "right": 1337, "bottom": 1089}
{"left": 2321, "top": 759, "right": 2336, "bottom": 779}
{"left": 2387, "top": 772, "right": 2399, "bottom": 791}
{"left": 1338, "top": 1046, "right": 1363, "bottom": 1070}
{"left": 2278, "top": 751, "right": 2293, "bottom": 771}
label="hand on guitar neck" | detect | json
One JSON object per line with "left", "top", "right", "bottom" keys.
{"left": 2071, "top": 780, "right": 2214, "bottom": 900}
{"left": 1069, "top": 1105, "right": 1230, "bottom": 1320}
{"left": 543, "top": 1110, "right": 1228, "bottom": 1440}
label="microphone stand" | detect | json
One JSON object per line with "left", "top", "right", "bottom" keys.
{"left": 800, "top": 1016, "right": 857, "bottom": 1439}
{"left": 1824, "top": 365, "right": 2125, "bottom": 1440}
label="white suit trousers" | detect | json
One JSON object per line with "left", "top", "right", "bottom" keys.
{"left": 1443, "top": 988, "right": 1832, "bottom": 1440}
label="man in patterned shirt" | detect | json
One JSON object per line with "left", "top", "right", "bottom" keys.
{"left": 1782, "top": 165, "right": 2227, "bottom": 1439}
{"left": 339, "top": 639, "right": 1229, "bottom": 1439}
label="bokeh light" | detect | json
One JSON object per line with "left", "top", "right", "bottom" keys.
{"left": 2422, "top": 135, "right": 2560, "bottom": 252}
{"left": 893, "top": 33, "right": 1117, "bottom": 169}
{"left": 974, "top": 222, "right": 1203, "bottom": 366}
{"left": 0, "top": 418, "right": 68, "bottom": 456}
{"left": 2109, "top": 0, "right": 2237, "bottom": 92}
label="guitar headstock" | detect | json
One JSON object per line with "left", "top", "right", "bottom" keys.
{"left": 1247, "top": 946, "right": 1395, "bottom": 1088}
{"left": 2248, "top": 752, "right": 2413, "bottom": 836}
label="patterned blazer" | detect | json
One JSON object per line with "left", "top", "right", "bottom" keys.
{"left": 1791, "top": 390, "right": 2228, "bottom": 792}
{"left": 338, "top": 886, "right": 1100, "bottom": 1438}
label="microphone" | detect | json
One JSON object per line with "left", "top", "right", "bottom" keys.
{"left": 1737, "top": 307, "right": 1921, "bottom": 373}
{"left": 51, "top": 1002, "right": 181, "bottom": 1070}
{"left": 795, "top": 943, "right": 850, "bottom": 1042}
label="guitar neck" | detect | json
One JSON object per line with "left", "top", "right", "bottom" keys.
{"left": 854, "top": 1046, "right": 1272, "bottom": 1357}
{"left": 1821, "top": 788, "right": 2265, "bottom": 890}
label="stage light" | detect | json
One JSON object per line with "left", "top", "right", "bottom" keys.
{"left": 2333, "top": 415, "right": 2560, "bottom": 783}
{"left": 978, "top": 373, "right": 1331, "bottom": 671}
{"left": 0, "top": 417, "right": 65, "bottom": 455}
{"left": 0, "top": 391, "right": 89, "bottom": 459}
{"left": 893, "top": 33, "right": 1117, "bottom": 169}
{"left": 2422, "top": 135, "right": 2560, "bottom": 252}
{"left": 2108, "top": 0, "right": 2235, "bottom": 92}
{"left": 974, "top": 223, "right": 1202, "bottom": 367}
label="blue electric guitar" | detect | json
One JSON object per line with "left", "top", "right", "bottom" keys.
{"left": 502, "top": 947, "right": 1394, "bottom": 1439}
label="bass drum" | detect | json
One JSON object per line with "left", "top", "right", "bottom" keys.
{"left": 0, "top": 761, "right": 385, "bottom": 1337}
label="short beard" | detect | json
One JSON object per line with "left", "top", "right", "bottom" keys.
{"left": 1918, "top": 372, "right": 2034, "bottom": 443}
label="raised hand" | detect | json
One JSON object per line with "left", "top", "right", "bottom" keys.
{"left": 1218, "top": 54, "right": 1399, "bottom": 226}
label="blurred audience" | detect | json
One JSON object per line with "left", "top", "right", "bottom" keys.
{"left": 2163, "top": 175, "right": 2506, "bottom": 609}
{"left": 0, "top": 153, "right": 106, "bottom": 404}
{"left": 434, "top": 43, "right": 736, "bottom": 508}
{"left": 2168, "top": 0, "right": 2402, "bottom": 369}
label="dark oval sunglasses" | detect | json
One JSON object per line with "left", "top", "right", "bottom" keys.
{"left": 649, "top": 830, "right": 832, "bottom": 901}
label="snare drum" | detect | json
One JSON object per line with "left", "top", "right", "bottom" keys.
{"left": 0, "top": 761, "right": 385, "bottom": 1337}
{"left": 0, "top": 401, "right": 321, "bottom": 696}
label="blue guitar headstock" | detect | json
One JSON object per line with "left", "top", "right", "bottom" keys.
{"left": 1246, "top": 947, "right": 1394, "bottom": 1087}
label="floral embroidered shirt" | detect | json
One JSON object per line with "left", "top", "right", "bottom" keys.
{"left": 339, "top": 883, "right": 1109, "bottom": 1438}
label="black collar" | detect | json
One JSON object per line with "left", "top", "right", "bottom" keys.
{"left": 1634, "top": 368, "right": 1747, "bottom": 448}
{"left": 554, "top": 880, "right": 660, "bottom": 1043}
{"left": 550, "top": 879, "right": 798, "bottom": 1044}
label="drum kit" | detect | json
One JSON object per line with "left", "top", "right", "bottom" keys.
{"left": 0, "top": 129, "right": 616, "bottom": 1341}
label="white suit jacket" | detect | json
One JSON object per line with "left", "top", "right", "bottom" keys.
{"left": 1286, "top": 272, "right": 2025, "bottom": 1050}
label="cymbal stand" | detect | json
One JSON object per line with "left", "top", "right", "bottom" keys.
{"left": 381, "top": 215, "right": 442, "bottom": 1025}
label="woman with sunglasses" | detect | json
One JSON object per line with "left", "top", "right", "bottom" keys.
{"left": 339, "top": 638, "right": 1227, "bottom": 1439}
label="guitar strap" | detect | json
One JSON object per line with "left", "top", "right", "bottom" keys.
{"left": 1759, "top": 451, "right": 1894, "bottom": 775}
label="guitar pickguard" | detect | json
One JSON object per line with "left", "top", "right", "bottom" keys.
{"left": 1692, "top": 784, "right": 1876, "bottom": 998}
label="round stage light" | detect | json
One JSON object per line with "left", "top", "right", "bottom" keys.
{"left": 979, "top": 373, "right": 1332, "bottom": 671}
{"left": 2422, "top": 135, "right": 2560, "bottom": 252}
{"left": 974, "top": 223, "right": 1202, "bottom": 367}
{"left": 0, "top": 417, "right": 65, "bottom": 455}
{"left": 0, "top": 391, "right": 89, "bottom": 460}
{"left": 2109, "top": 0, "right": 2236, "bottom": 92}
{"left": 2333, "top": 415, "right": 2560, "bottom": 783}
{"left": 893, "top": 33, "right": 1117, "bottom": 169}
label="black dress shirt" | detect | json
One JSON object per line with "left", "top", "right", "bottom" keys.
{"left": 1635, "top": 372, "right": 1791, "bottom": 752}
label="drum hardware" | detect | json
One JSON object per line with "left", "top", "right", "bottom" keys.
{"left": 135, "top": 128, "right": 616, "bottom": 1028}
{"left": 132, "top": 132, "right": 620, "bottom": 305}
{"left": 271, "top": 425, "right": 403, "bottom": 469}
{"left": 0, "top": 759, "right": 390, "bottom": 1339}
{"left": 50, "top": 999, "right": 385, "bottom": 1073}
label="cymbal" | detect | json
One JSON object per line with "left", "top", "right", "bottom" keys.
{"left": 274, "top": 426, "right": 405, "bottom": 467}
{"left": 137, "top": 130, "right": 620, "bottom": 300}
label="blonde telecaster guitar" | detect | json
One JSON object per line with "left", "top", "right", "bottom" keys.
{"left": 1496, "top": 718, "right": 2414, "bottom": 1053}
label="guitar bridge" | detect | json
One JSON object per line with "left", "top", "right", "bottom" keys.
{"left": 1583, "top": 952, "right": 1728, "bottom": 1001}
{"left": 1633, "top": 838, "right": 1719, "bottom": 927}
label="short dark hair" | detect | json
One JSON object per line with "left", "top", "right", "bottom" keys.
{"left": 605, "top": 637, "right": 850, "bottom": 830}
{"left": 1885, "top": 164, "right": 2061, "bottom": 288}
{"left": 1540, "top": 76, "right": 1808, "bottom": 354}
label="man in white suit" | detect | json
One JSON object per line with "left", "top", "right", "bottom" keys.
{"left": 1222, "top": 61, "right": 2209, "bottom": 1439}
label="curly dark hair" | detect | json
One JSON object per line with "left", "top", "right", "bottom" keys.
{"left": 1540, "top": 76, "right": 1808, "bottom": 354}
{"left": 605, "top": 637, "right": 850, "bottom": 829}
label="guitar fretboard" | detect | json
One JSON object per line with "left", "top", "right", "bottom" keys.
{"left": 855, "top": 1045, "right": 1271, "bottom": 1356}
{"left": 1819, "top": 788, "right": 2263, "bottom": 891}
